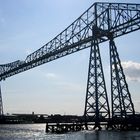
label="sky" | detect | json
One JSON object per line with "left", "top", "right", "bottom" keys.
{"left": 0, "top": 0, "right": 140, "bottom": 115}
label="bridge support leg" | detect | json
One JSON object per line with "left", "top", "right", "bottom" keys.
{"left": 109, "top": 38, "right": 135, "bottom": 119}
{"left": 84, "top": 38, "right": 110, "bottom": 130}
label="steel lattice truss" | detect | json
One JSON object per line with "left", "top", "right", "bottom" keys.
{"left": 109, "top": 39, "right": 135, "bottom": 118}
{"left": 0, "top": 2, "right": 140, "bottom": 80}
{"left": 84, "top": 39, "right": 110, "bottom": 128}
{"left": 0, "top": 2, "right": 140, "bottom": 124}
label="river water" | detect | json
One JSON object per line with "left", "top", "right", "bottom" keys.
{"left": 0, "top": 124, "right": 140, "bottom": 140}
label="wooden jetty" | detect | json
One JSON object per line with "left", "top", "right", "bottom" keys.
{"left": 45, "top": 122, "right": 86, "bottom": 133}
{"left": 45, "top": 122, "right": 109, "bottom": 133}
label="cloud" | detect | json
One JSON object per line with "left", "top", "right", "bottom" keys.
{"left": 0, "top": 17, "right": 5, "bottom": 22}
{"left": 57, "top": 82, "right": 84, "bottom": 93}
{"left": 0, "top": 17, "right": 6, "bottom": 25}
{"left": 122, "top": 61, "right": 140, "bottom": 82}
{"left": 45, "top": 73, "right": 57, "bottom": 79}
{"left": 133, "top": 100, "right": 140, "bottom": 113}
{"left": 25, "top": 49, "right": 33, "bottom": 55}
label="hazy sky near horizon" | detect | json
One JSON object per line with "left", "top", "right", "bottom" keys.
{"left": 0, "top": 0, "right": 140, "bottom": 115}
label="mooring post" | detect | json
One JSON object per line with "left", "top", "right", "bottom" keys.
{"left": 45, "top": 123, "right": 49, "bottom": 133}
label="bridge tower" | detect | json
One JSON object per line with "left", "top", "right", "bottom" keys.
{"left": 0, "top": 84, "right": 3, "bottom": 116}
{"left": 109, "top": 38, "right": 135, "bottom": 119}
{"left": 84, "top": 28, "right": 110, "bottom": 129}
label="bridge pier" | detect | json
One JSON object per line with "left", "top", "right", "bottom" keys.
{"left": 92, "top": 121, "right": 102, "bottom": 130}
{"left": 84, "top": 27, "right": 110, "bottom": 130}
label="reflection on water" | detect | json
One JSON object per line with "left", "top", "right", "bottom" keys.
{"left": 0, "top": 124, "right": 140, "bottom": 140}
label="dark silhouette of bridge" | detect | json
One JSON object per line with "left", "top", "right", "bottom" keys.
{"left": 0, "top": 2, "right": 140, "bottom": 129}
